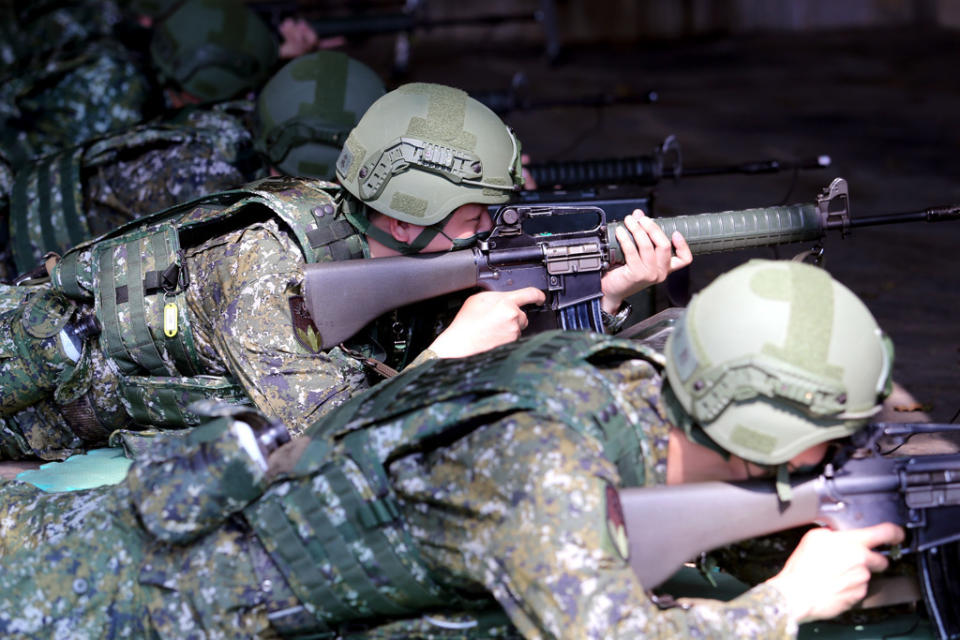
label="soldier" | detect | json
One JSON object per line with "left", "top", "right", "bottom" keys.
{"left": 148, "top": 0, "right": 278, "bottom": 109}
{"left": 0, "top": 259, "right": 904, "bottom": 638}
{"left": 0, "top": 0, "right": 279, "bottom": 172}
{"left": 1, "top": 50, "right": 386, "bottom": 282}
{"left": 0, "top": 82, "right": 683, "bottom": 461}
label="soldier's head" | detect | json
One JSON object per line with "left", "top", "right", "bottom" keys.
{"left": 336, "top": 82, "right": 524, "bottom": 255}
{"left": 150, "top": 0, "right": 277, "bottom": 103}
{"left": 254, "top": 51, "right": 385, "bottom": 180}
{"left": 663, "top": 259, "right": 893, "bottom": 468}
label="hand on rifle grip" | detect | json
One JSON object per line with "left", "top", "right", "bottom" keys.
{"left": 428, "top": 287, "right": 546, "bottom": 358}
{"left": 766, "top": 522, "right": 905, "bottom": 624}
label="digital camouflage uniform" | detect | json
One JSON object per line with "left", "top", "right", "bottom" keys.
{"left": 0, "top": 177, "right": 380, "bottom": 461}
{"left": 0, "top": 39, "right": 153, "bottom": 171}
{"left": 1, "top": 102, "right": 259, "bottom": 280}
{"left": 0, "top": 0, "right": 124, "bottom": 73}
{"left": 0, "top": 331, "right": 795, "bottom": 639}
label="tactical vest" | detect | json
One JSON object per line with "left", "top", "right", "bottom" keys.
{"left": 8, "top": 111, "right": 253, "bottom": 273}
{"left": 244, "top": 331, "right": 660, "bottom": 636}
{"left": 49, "top": 176, "right": 366, "bottom": 428}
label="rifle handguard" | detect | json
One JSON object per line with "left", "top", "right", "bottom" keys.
{"left": 607, "top": 203, "right": 823, "bottom": 263}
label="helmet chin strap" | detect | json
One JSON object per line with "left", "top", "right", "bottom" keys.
{"left": 343, "top": 203, "right": 449, "bottom": 255}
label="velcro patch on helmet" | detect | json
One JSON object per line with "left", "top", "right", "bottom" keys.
{"left": 730, "top": 424, "right": 777, "bottom": 456}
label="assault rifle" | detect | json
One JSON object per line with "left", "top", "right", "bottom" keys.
{"left": 621, "top": 422, "right": 960, "bottom": 639}
{"left": 527, "top": 136, "right": 831, "bottom": 189}
{"left": 302, "top": 177, "right": 960, "bottom": 349}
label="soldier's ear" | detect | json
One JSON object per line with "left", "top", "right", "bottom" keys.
{"left": 387, "top": 217, "right": 417, "bottom": 243}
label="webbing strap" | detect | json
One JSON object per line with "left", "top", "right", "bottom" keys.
{"left": 54, "top": 251, "right": 83, "bottom": 299}
{"left": 321, "top": 464, "right": 447, "bottom": 610}
{"left": 289, "top": 485, "right": 411, "bottom": 617}
{"left": 150, "top": 232, "right": 196, "bottom": 375}
{"left": 58, "top": 149, "right": 88, "bottom": 249}
{"left": 36, "top": 162, "right": 58, "bottom": 258}
{"left": 125, "top": 237, "right": 167, "bottom": 375}
{"left": 96, "top": 246, "right": 137, "bottom": 373}
{"left": 10, "top": 164, "right": 33, "bottom": 272}
{"left": 249, "top": 498, "right": 356, "bottom": 621}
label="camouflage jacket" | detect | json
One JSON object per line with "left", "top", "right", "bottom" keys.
{"left": 0, "top": 38, "right": 152, "bottom": 170}
{"left": 3, "top": 102, "right": 259, "bottom": 279}
{"left": 0, "top": 333, "right": 796, "bottom": 639}
{"left": 0, "top": 0, "right": 124, "bottom": 73}
{"left": 0, "top": 178, "right": 374, "bottom": 460}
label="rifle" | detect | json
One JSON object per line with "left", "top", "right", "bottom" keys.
{"left": 528, "top": 135, "right": 831, "bottom": 189}
{"left": 302, "top": 177, "right": 960, "bottom": 349}
{"left": 472, "top": 72, "right": 658, "bottom": 115}
{"left": 251, "top": 0, "right": 560, "bottom": 71}
{"left": 620, "top": 422, "right": 960, "bottom": 640}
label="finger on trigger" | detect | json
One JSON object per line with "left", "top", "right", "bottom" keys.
{"left": 509, "top": 286, "right": 546, "bottom": 306}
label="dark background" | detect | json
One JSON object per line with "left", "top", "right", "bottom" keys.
{"left": 291, "top": 0, "right": 960, "bottom": 423}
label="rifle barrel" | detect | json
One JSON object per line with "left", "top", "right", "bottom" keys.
{"left": 529, "top": 155, "right": 830, "bottom": 188}
{"left": 840, "top": 205, "right": 960, "bottom": 230}
{"left": 308, "top": 10, "right": 538, "bottom": 38}
{"left": 672, "top": 155, "right": 831, "bottom": 178}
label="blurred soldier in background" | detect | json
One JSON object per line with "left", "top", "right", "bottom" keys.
{"left": 1, "top": 50, "right": 386, "bottom": 282}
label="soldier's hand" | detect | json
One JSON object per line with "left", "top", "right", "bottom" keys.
{"left": 765, "top": 522, "right": 905, "bottom": 624}
{"left": 278, "top": 18, "right": 346, "bottom": 58}
{"left": 428, "top": 287, "right": 546, "bottom": 358}
{"left": 600, "top": 210, "right": 692, "bottom": 314}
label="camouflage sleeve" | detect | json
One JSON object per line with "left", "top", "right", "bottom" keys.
{"left": 186, "top": 220, "right": 369, "bottom": 437}
{"left": 126, "top": 417, "right": 268, "bottom": 544}
{"left": 395, "top": 415, "right": 796, "bottom": 640}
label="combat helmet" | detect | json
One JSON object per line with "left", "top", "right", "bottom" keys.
{"left": 664, "top": 259, "right": 893, "bottom": 466}
{"left": 255, "top": 51, "right": 385, "bottom": 180}
{"left": 336, "top": 82, "right": 523, "bottom": 251}
{"left": 149, "top": 0, "right": 277, "bottom": 102}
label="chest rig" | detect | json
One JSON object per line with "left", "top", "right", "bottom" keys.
{"left": 244, "top": 331, "right": 660, "bottom": 636}
{"left": 8, "top": 111, "right": 253, "bottom": 274}
{"left": 49, "top": 176, "right": 365, "bottom": 428}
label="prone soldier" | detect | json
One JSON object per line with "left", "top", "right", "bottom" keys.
{"left": 0, "top": 82, "right": 686, "bottom": 460}
{"left": 1, "top": 49, "right": 387, "bottom": 281}
{"left": 0, "top": 259, "right": 903, "bottom": 638}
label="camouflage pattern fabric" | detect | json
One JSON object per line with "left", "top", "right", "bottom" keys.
{"left": 1, "top": 102, "right": 259, "bottom": 279}
{"left": 0, "top": 341, "right": 797, "bottom": 638}
{"left": 83, "top": 105, "right": 258, "bottom": 236}
{"left": 0, "top": 39, "right": 152, "bottom": 170}
{"left": 0, "top": 182, "right": 374, "bottom": 460}
{"left": 0, "top": 0, "right": 124, "bottom": 73}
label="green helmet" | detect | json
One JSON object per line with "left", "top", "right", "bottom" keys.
{"left": 664, "top": 259, "right": 894, "bottom": 466}
{"left": 336, "top": 82, "right": 523, "bottom": 226}
{"left": 150, "top": 0, "right": 277, "bottom": 102}
{"left": 255, "top": 51, "right": 385, "bottom": 180}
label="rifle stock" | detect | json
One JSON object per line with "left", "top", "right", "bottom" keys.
{"left": 619, "top": 478, "right": 823, "bottom": 589}
{"left": 303, "top": 249, "right": 479, "bottom": 348}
